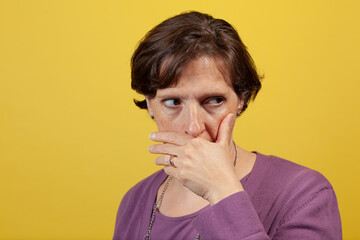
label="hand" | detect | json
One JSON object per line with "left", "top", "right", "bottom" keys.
{"left": 148, "top": 113, "right": 244, "bottom": 205}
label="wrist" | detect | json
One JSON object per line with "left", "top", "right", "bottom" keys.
{"left": 207, "top": 181, "right": 244, "bottom": 205}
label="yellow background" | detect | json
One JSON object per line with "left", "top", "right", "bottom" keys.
{"left": 0, "top": 0, "right": 359, "bottom": 239}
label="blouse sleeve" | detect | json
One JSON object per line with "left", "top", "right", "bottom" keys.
{"left": 193, "top": 191, "right": 270, "bottom": 239}
{"left": 273, "top": 188, "right": 342, "bottom": 239}
{"left": 192, "top": 188, "right": 341, "bottom": 239}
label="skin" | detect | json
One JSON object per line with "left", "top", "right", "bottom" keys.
{"left": 146, "top": 56, "right": 256, "bottom": 216}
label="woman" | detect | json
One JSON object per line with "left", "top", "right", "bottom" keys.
{"left": 113, "top": 11, "right": 341, "bottom": 239}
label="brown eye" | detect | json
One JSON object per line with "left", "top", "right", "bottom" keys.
{"left": 163, "top": 99, "right": 181, "bottom": 107}
{"left": 206, "top": 97, "right": 224, "bottom": 105}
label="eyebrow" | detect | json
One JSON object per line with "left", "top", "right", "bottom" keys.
{"left": 156, "top": 91, "right": 228, "bottom": 100}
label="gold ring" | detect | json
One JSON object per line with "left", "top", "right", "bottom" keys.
{"left": 167, "top": 155, "right": 173, "bottom": 166}
{"left": 169, "top": 155, "right": 176, "bottom": 167}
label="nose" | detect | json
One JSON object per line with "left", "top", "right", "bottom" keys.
{"left": 185, "top": 105, "right": 204, "bottom": 137}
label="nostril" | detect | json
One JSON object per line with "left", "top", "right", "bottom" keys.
{"left": 185, "top": 106, "right": 204, "bottom": 137}
{"left": 186, "top": 119, "right": 204, "bottom": 137}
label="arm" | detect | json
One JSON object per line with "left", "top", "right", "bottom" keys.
{"left": 193, "top": 191, "right": 270, "bottom": 239}
{"left": 273, "top": 188, "right": 341, "bottom": 239}
{"left": 193, "top": 184, "right": 341, "bottom": 239}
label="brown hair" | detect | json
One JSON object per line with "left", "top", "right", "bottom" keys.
{"left": 131, "top": 11, "right": 262, "bottom": 111}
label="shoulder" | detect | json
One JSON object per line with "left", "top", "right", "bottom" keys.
{"left": 247, "top": 153, "right": 341, "bottom": 237}
{"left": 253, "top": 152, "right": 333, "bottom": 194}
{"left": 248, "top": 152, "right": 335, "bottom": 217}
{"left": 250, "top": 153, "right": 340, "bottom": 221}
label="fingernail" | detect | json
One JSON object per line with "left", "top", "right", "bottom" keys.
{"left": 149, "top": 133, "right": 156, "bottom": 140}
{"left": 148, "top": 145, "right": 153, "bottom": 151}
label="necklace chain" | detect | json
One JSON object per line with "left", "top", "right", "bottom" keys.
{"left": 144, "top": 142, "right": 238, "bottom": 240}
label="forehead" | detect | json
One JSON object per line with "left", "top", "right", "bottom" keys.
{"left": 157, "top": 56, "right": 234, "bottom": 96}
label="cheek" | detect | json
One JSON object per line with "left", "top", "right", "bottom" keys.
{"left": 154, "top": 115, "right": 182, "bottom": 132}
{"left": 205, "top": 107, "right": 237, "bottom": 141}
{"left": 205, "top": 119, "right": 220, "bottom": 142}
{"left": 206, "top": 115, "right": 225, "bottom": 141}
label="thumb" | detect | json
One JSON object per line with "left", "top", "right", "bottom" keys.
{"left": 216, "top": 113, "right": 236, "bottom": 146}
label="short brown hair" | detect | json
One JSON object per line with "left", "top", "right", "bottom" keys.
{"left": 131, "top": 11, "right": 262, "bottom": 111}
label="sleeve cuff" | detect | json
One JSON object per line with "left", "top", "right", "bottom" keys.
{"left": 193, "top": 191, "right": 266, "bottom": 239}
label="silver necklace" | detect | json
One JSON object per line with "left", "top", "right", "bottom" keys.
{"left": 144, "top": 142, "right": 238, "bottom": 240}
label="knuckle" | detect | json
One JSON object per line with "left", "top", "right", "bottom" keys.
{"left": 190, "top": 137, "right": 203, "bottom": 149}
{"left": 168, "top": 134, "right": 176, "bottom": 143}
{"left": 159, "top": 156, "right": 166, "bottom": 165}
{"left": 182, "top": 147, "right": 192, "bottom": 157}
{"left": 191, "top": 137, "right": 201, "bottom": 145}
{"left": 177, "top": 169, "right": 190, "bottom": 183}
{"left": 155, "top": 144, "right": 166, "bottom": 152}
{"left": 180, "top": 159, "right": 191, "bottom": 169}
{"left": 178, "top": 169, "right": 186, "bottom": 180}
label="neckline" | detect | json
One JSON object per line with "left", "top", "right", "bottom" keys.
{"left": 153, "top": 172, "right": 252, "bottom": 221}
{"left": 155, "top": 203, "right": 211, "bottom": 222}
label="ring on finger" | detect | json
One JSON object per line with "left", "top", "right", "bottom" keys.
{"left": 169, "top": 155, "right": 176, "bottom": 168}
{"left": 167, "top": 155, "right": 173, "bottom": 166}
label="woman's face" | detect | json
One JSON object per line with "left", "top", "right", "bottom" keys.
{"left": 146, "top": 56, "right": 243, "bottom": 142}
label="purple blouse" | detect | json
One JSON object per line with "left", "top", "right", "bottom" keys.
{"left": 113, "top": 152, "right": 342, "bottom": 239}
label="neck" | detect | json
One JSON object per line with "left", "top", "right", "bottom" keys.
{"left": 234, "top": 146, "right": 257, "bottom": 180}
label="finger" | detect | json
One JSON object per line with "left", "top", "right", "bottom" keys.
{"left": 149, "top": 132, "right": 192, "bottom": 145}
{"left": 154, "top": 155, "right": 179, "bottom": 167}
{"left": 154, "top": 155, "right": 170, "bottom": 166}
{"left": 215, "top": 113, "right": 236, "bottom": 146}
{"left": 148, "top": 143, "right": 181, "bottom": 156}
{"left": 170, "top": 155, "right": 177, "bottom": 168}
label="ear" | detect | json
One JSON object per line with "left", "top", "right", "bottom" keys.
{"left": 145, "top": 96, "right": 154, "bottom": 117}
{"left": 236, "top": 98, "right": 245, "bottom": 116}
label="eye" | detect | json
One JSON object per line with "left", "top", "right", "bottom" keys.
{"left": 163, "top": 98, "right": 181, "bottom": 107}
{"left": 205, "top": 97, "right": 224, "bottom": 106}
